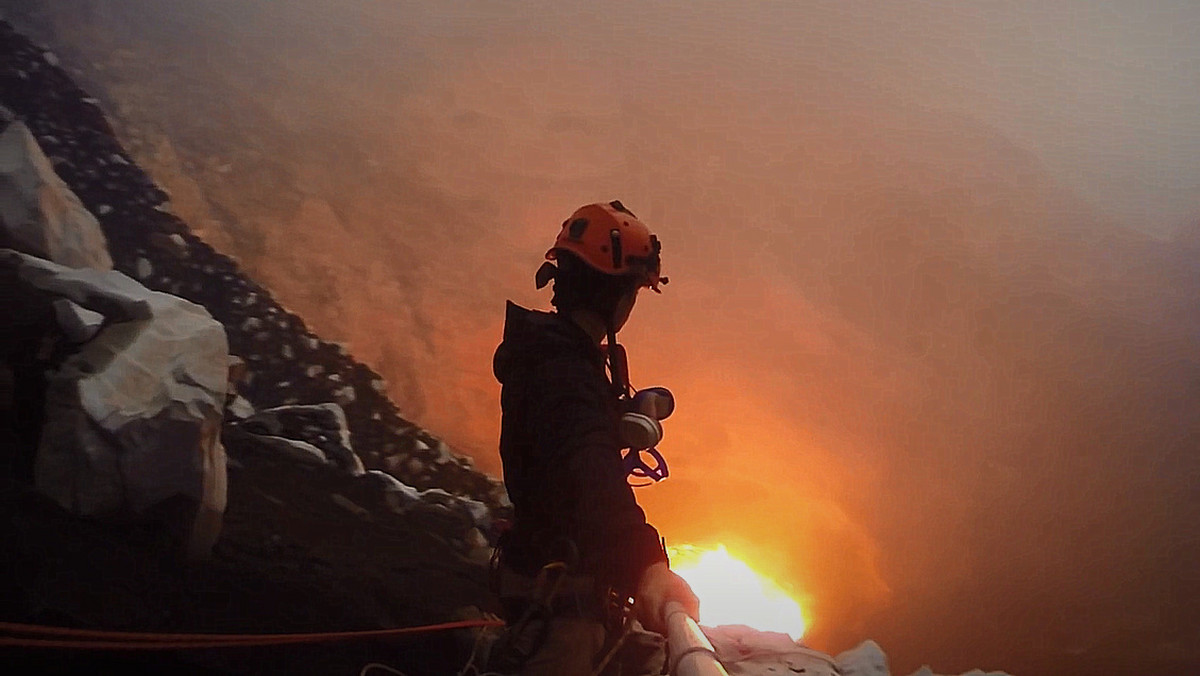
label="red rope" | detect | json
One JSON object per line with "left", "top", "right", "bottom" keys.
{"left": 0, "top": 619, "right": 505, "bottom": 650}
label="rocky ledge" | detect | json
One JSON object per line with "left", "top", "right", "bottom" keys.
{"left": 0, "top": 19, "right": 504, "bottom": 676}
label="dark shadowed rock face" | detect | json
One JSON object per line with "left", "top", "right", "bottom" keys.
{"left": 0, "top": 20, "right": 503, "bottom": 676}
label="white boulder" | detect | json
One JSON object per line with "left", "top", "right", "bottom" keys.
{"left": 2, "top": 250, "right": 228, "bottom": 558}
{"left": 0, "top": 120, "right": 112, "bottom": 270}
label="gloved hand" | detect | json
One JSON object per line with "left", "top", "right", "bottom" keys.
{"left": 636, "top": 561, "right": 700, "bottom": 635}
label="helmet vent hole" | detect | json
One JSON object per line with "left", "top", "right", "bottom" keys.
{"left": 568, "top": 218, "right": 589, "bottom": 240}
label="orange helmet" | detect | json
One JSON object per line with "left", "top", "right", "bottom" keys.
{"left": 545, "top": 201, "right": 667, "bottom": 291}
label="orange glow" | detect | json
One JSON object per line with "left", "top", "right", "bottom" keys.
{"left": 669, "top": 544, "right": 809, "bottom": 640}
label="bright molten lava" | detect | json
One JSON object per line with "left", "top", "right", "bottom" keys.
{"left": 668, "top": 544, "right": 808, "bottom": 639}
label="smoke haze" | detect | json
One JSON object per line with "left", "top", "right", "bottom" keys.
{"left": 5, "top": 2, "right": 1199, "bottom": 674}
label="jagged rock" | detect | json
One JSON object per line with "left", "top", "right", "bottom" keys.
{"left": 366, "top": 470, "right": 491, "bottom": 530}
{"left": 463, "top": 528, "right": 489, "bottom": 550}
{"left": 51, "top": 298, "right": 104, "bottom": 343}
{"left": 367, "top": 469, "right": 423, "bottom": 507}
{"left": 420, "top": 487, "right": 491, "bottom": 529}
{"left": 0, "top": 120, "right": 112, "bottom": 270}
{"left": 227, "top": 354, "right": 247, "bottom": 385}
{"left": 238, "top": 403, "right": 364, "bottom": 476}
{"left": 332, "top": 384, "right": 356, "bottom": 405}
{"left": 462, "top": 527, "right": 492, "bottom": 564}
{"left": 433, "top": 440, "right": 454, "bottom": 465}
{"left": 241, "top": 433, "right": 328, "bottom": 466}
{"left": 2, "top": 249, "right": 228, "bottom": 558}
{"left": 836, "top": 640, "right": 890, "bottom": 676}
{"left": 406, "top": 457, "right": 424, "bottom": 475}
{"left": 226, "top": 394, "right": 254, "bottom": 420}
{"left": 330, "top": 493, "right": 371, "bottom": 520}
{"left": 707, "top": 625, "right": 839, "bottom": 676}
{"left": 149, "top": 231, "right": 189, "bottom": 259}
{"left": 487, "top": 479, "right": 512, "bottom": 509}
{"left": 382, "top": 453, "right": 407, "bottom": 474}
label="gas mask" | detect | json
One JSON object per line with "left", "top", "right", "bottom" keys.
{"left": 603, "top": 342, "right": 674, "bottom": 485}
{"left": 619, "top": 386, "right": 674, "bottom": 485}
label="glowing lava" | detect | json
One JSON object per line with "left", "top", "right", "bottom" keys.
{"left": 668, "top": 544, "right": 808, "bottom": 639}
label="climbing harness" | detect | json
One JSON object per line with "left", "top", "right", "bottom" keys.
{"left": 486, "top": 560, "right": 571, "bottom": 672}
{"left": 588, "top": 590, "right": 638, "bottom": 676}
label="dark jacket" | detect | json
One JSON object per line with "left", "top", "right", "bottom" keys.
{"left": 493, "top": 301, "right": 667, "bottom": 594}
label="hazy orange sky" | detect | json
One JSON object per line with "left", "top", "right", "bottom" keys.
{"left": 8, "top": 2, "right": 1199, "bottom": 674}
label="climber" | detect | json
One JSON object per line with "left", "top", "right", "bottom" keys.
{"left": 487, "top": 201, "right": 700, "bottom": 675}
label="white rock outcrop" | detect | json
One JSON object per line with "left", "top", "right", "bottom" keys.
{"left": 836, "top": 640, "right": 891, "bottom": 676}
{"left": 706, "top": 625, "right": 841, "bottom": 676}
{"left": 703, "top": 634, "right": 1008, "bottom": 676}
{"left": 237, "top": 403, "right": 365, "bottom": 476}
{"left": 2, "top": 249, "right": 228, "bottom": 557}
{"left": 366, "top": 470, "right": 491, "bottom": 530}
{"left": 0, "top": 119, "right": 112, "bottom": 270}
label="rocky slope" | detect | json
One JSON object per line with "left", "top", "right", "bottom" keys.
{"left": 0, "top": 19, "right": 506, "bottom": 676}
